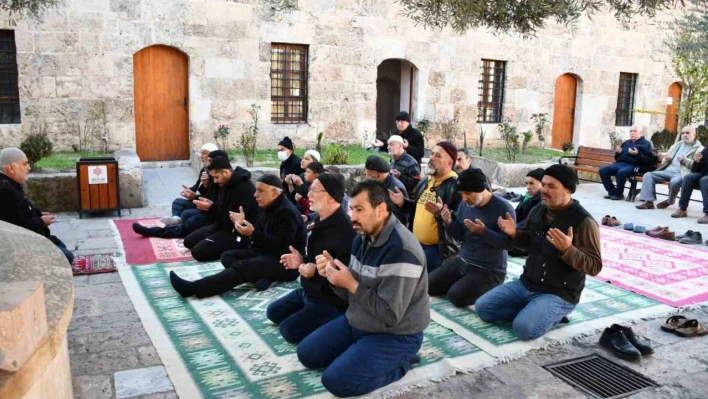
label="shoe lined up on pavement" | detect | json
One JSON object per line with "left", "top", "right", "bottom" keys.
{"left": 646, "top": 226, "right": 675, "bottom": 241}
{"left": 661, "top": 315, "right": 708, "bottom": 337}
{"left": 601, "top": 215, "right": 622, "bottom": 227}
{"left": 678, "top": 231, "right": 703, "bottom": 245}
{"left": 599, "top": 324, "right": 653, "bottom": 361}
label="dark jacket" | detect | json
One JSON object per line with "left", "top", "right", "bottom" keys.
{"left": 515, "top": 192, "right": 541, "bottom": 224}
{"left": 280, "top": 153, "right": 304, "bottom": 191}
{"left": 391, "top": 152, "right": 421, "bottom": 195}
{"left": 518, "top": 201, "right": 595, "bottom": 303}
{"left": 300, "top": 206, "right": 356, "bottom": 309}
{"left": 691, "top": 147, "right": 708, "bottom": 175}
{"left": 250, "top": 194, "right": 307, "bottom": 256}
{"left": 614, "top": 136, "right": 653, "bottom": 167}
{"left": 192, "top": 168, "right": 221, "bottom": 202}
{"left": 0, "top": 173, "right": 50, "bottom": 237}
{"left": 400, "top": 125, "right": 425, "bottom": 165}
{"left": 207, "top": 167, "right": 260, "bottom": 231}
{"left": 401, "top": 174, "right": 462, "bottom": 261}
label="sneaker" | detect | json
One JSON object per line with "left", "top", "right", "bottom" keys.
{"left": 698, "top": 214, "right": 708, "bottom": 224}
{"left": 671, "top": 209, "right": 688, "bottom": 218}
{"left": 161, "top": 216, "right": 182, "bottom": 226}
{"left": 679, "top": 231, "right": 703, "bottom": 245}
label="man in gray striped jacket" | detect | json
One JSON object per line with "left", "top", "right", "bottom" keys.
{"left": 296, "top": 180, "right": 429, "bottom": 397}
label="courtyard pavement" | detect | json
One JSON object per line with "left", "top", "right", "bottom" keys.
{"left": 58, "top": 166, "right": 708, "bottom": 399}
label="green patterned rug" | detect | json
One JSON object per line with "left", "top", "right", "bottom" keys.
{"left": 118, "top": 261, "right": 497, "bottom": 399}
{"left": 429, "top": 258, "right": 674, "bottom": 360}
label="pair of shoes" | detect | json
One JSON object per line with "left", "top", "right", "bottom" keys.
{"left": 160, "top": 216, "right": 182, "bottom": 226}
{"left": 698, "top": 214, "right": 708, "bottom": 224}
{"left": 656, "top": 199, "right": 674, "bottom": 209}
{"left": 646, "top": 226, "right": 676, "bottom": 241}
{"left": 661, "top": 316, "right": 708, "bottom": 337}
{"left": 679, "top": 231, "right": 703, "bottom": 245}
{"left": 671, "top": 209, "right": 688, "bottom": 218}
{"left": 636, "top": 202, "right": 655, "bottom": 210}
{"left": 601, "top": 215, "right": 622, "bottom": 226}
{"left": 599, "top": 324, "right": 653, "bottom": 361}
{"left": 609, "top": 195, "right": 625, "bottom": 200}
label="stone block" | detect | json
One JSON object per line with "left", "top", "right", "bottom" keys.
{"left": 25, "top": 172, "right": 78, "bottom": 213}
{"left": 35, "top": 31, "right": 80, "bottom": 54}
{"left": 114, "top": 148, "right": 146, "bottom": 208}
{"left": 0, "top": 281, "right": 48, "bottom": 371}
{"left": 110, "top": 0, "right": 140, "bottom": 19}
{"left": 114, "top": 366, "right": 174, "bottom": 398}
{"left": 73, "top": 374, "right": 113, "bottom": 399}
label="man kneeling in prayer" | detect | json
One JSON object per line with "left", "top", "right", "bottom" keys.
{"left": 266, "top": 173, "right": 356, "bottom": 343}
{"left": 428, "top": 168, "right": 515, "bottom": 307}
{"left": 476, "top": 165, "right": 602, "bottom": 340}
{"left": 169, "top": 174, "right": 306, "bottom": 297}
{"left": 297, "top": 180, "right": 429, "bottom": 398}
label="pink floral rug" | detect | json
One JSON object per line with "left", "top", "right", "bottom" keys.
{"left": 598, "top": 225, "right": 708, "bottom": 307}
{"left": 112, "top": 218, "right": 193, "bottom": 265}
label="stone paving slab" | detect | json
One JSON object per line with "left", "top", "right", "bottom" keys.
{"left": 114, "top": 366, "right": 174, "bottom": 399}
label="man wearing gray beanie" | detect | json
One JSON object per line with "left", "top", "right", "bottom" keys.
{"left": 0, "top": 147, "right": 74, "bottom": 264}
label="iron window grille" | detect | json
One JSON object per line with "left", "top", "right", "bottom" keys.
{"left": 0, "top": 30, "right": 20, "bottom": 124}
{"left": 615, "top": 73, "right": 637, "bottom": 126}
{"left": 270, "top": 43, "right": 308, "bottom": 124}
{"left": 477, "top": 59, "right": 506, "bottom": 123}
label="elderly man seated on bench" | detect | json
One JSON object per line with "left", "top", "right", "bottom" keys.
{"left": 598, "top": 126, "right": 653, "bottom": 200}
{"left": 636, "top": 125, "right": 701, "bottom": 210}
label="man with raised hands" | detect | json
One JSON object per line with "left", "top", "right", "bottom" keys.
{"left": 296, "top": 180, "right": 429, "bottom": 398}
{"left": 475, "top": 164, "right": 602, "bottom": 340}
{"left": 266, "top": 173, "right": 356, "bottom": 343}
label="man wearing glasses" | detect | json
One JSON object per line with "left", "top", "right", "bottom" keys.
{"left": 635, "top": 125, "right": 702, "bottom": 210}
{"left": 599, "top": 126, "right": 654, "bottom": 200}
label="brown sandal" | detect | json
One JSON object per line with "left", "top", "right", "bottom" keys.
{"left": 661, "top": 315, "right": 687, "bottom": 332}
{"left": 674, "top": 319, "right": 708, "bottom": 337}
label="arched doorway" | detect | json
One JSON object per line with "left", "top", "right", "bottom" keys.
{"left": 551, "top": 74, "right": 578, "bottom": 150}
{"left": 665, "top": 82, "right": 682, "bottom": 132}
{"left": 134, "top": 45, "right": 190, "bottom": 161}
{"left": 376, "top": 59, "right": 417, "bottom": 139}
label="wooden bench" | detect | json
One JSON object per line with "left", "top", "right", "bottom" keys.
{"left": 559, "top": 146, "right": 663, "bottom": 202}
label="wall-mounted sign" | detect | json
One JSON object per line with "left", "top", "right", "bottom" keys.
{"left": 88, "top": 165, "right": 108, "bottom": 184}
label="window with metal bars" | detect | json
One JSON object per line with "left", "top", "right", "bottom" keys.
{"left": 477, "top": 59, "right": 506, "bottom": 123}
{"left": 615, "top": 73, "right": 637, "bottom": 126}
{"left": 0, "top": 30, "right": 19, "bottom": 124}
{"left": 270, "top": 43, "right": 308, "bottom": 124}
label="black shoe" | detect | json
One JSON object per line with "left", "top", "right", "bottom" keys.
{"left": 132, "top": 223, "right": 162, "bottom": 238}
{"left": 676, "top": 230, "right": 695, "bottom": 240}
{"left": 610, "top": 324, "right": 653, "bottom": 355}
{"left": 599, "top": 327, "right": 641, "bottom": 360}
{"left": 604, "top": 195, "right": 613, "bottom": 199}
{"left": 409, "top": 354, "right": 421, "bottom": 365}
{"left": 170, "top": 271, "right": 196, "bottom": 297}
{"left": 254, "top": 278, "right": 273, "bottom": 291}
{"left": 679, "top": 232, "right": 703, "bottom": 245}
{"left": 560, "top": 316, "right": 570, "bottom": 324}
{"left": 609, "top": 195, "right": 625, "bottom": 201}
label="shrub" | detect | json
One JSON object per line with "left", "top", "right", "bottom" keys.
{"left": 478, "top": 126, "right": 485, "bottom": 157}
{"left": 416, "top": 118, "right": 431, "bottom": 136}
{"left": 322, "top": 143, "right": 349, "bottom": 165}
{"left": 498, "top": 119, "right": 520, "bottom": 162}
{"left": 240, "top": 105, "right": 260, "bottom": 167}
{"left": 214, "top": 124, "right": 231, "bottom": 151}
{"left": 650, "top": 129, "right": 676, "bottom": 150}
{"left": 521, "top": 130, "right": 533, "bottom": 154}
{"left": 606, "top": 130, "right": 624, "bottom": 150}
{"left": 530, "top": 113, "right": 548, "bottom": 148}
{"left": 562, "top": 141, "right": 575, "bottom": 154}
{"left": 316, "top": 131, "right": 324, "bottom": 152}
{"left": 21, "top": 133, "right": 54, "bottom": 169}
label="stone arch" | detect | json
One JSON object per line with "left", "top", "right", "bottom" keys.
{"left": 375, "top": 58, "right": 419, "bottom": 143}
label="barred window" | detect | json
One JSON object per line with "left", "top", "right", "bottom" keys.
{"left": 270, "top": 43, "right": 308, "bottom": 124}
{"left": 477, "top": 59, "right": 506, "bottom": 123}
{"left": 0, "top": 30, "right": 19, "bottom": 124}
{"left": 615, "top": 73, "right": 637, "bottom": 126}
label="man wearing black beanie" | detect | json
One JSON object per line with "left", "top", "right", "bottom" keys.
{"left": 476, "top": 164, "right": 602, "bottom": 341}
{"left": 515, "top": 168, "right": 544, "bottom": 225}
{"left": 395, "top": 111, "right": 425, "bottom": 165}
{"left": 278, "top": 136, "right": 304, "bottom": 191}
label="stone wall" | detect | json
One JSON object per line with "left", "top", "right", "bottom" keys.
{"left": 0, "top": 1, "right": 680, "bottom": 154}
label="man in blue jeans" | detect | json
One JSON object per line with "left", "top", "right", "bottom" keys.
{"left": 476, "top": 164, "right": 602, "bottom": 340}
{"left": 598, "top": 126, "right": 653, "bottom": 200}
{"left": 297, "top": 180, "right": 429, "bottom": 397}
{"left": 672, "top": 145, "right": 708, "bottom": 224}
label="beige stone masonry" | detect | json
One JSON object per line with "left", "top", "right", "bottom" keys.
{"left": 0, "top": 282, "right": 48, "bottom": 372}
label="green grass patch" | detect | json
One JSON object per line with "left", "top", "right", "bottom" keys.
{"left": 34, "top": 151, "right": 110, "bottom": 170}
{"left": 228, "top": 145, "right": 390, "bottom": 167}
{"left": 477, "top": 147, "right": 559, "bottom": 164}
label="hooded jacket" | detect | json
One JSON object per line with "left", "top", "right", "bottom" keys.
{"left": 0, "top": 173, "right": 50, "bottom": 237}
{"left": 207, "top": 167, "right": 260, "bottom": 231}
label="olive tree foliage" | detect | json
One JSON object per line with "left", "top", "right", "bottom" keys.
{"left": 396, "top": 0, "right": 680, "bottom": 37}
{"left": 0, "top": 0, "right": 60, "bottom": 23}
{"left": 666, "top": 0, "right": 708, "bottom": 126}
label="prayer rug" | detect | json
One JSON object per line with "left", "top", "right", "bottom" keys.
{"left": 112, "top": 219, "right": 193, "bottom": 265}
{"left": 429, "top": 258, "right": 673, "bottom": 360}
{"left": 597, "top": 225, "right": 708, "bottom": 307}
{"left": 117, "top": 261, "right": 497, "bottom": 399}
{"left": 71, "top": 254, "right": 117, "bottom": 275}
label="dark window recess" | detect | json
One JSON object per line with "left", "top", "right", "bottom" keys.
{"left": 270, "top": 43, "right": 308, "bottom": 124}
{"left": 543, "top": 354, "right": 658, "bottom": 398}
{"left": 0, "top": 30, "right": 19, "bottom": 124}
{"left": 477, "top": 59, "right": 506, "bottom": 123}
{"left": 615, "top": 73, "right": 637, "bottom": 126}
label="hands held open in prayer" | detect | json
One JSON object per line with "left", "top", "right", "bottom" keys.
{"left": 280, "top": 245, "right": 317, "bottom": 278}
{"left": 230, "top": 206, "right": 253, "bottom": 236}
{"left": 464, "top": 218, "right": 485, "bottom": 235}
{"left": 295, "top": 193, "right": 303, "bottom": 202}
{"left": 424, "top": 197, "right": 443, "bottom": 216}
{"left": 695, "top": 153, "right": 703, "bottom": 162}
{"left": 497, "top": 212, "right": 516, "bottom": 238}
{"left": 41, "top": 212, "right": 56, "bottom": 226}
{"left": 194, "top": 197, "right": 213, "bottom": 211}
{"left": 388, "top": 187, "right": 404, "bottom": 207}
{"left": 319, "top": 250, "right": 358, "bottom": 294}
{"left": 628, "top": 147, "right": 638, "bottom": 156}
{"left": 200, "top": 171, "right": 209, "bottom": 188}
{"left": 547, "top": 227, "right": 573, "bottom": 254}
{"left": 181, "top": 185, "right": 196, "bottom": 201}
{"left": 440, "top": 204, "right": 452, "bottom": 225}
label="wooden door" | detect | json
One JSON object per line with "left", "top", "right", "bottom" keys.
{"left": 134, "top": 45, "right": 189, "bottom": 161}
{"left": 665, "top": 82, "right": 681, "bottom": 132}
{"left": 551, "top": 74, "right": 577, "bottom": 150}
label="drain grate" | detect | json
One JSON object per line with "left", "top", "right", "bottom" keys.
{"left": 543, "top": 354, "right": 658, "bottom": 398}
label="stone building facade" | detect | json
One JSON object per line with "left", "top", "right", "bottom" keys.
{"left": 0, "top": 0, "right": 681, "bottom": 161}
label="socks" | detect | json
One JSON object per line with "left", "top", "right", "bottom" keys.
{"left": 132, "top": 223, "right": 162, "bottom": 238}
{"left": 254, "top": 278, "right": 273, "bottom": 292}
{"left": 170, "top": 271, "right": 197, "bottom": 297}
